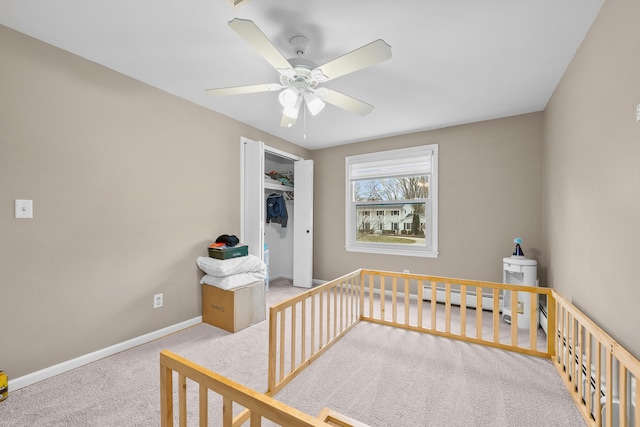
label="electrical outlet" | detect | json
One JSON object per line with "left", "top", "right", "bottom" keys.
{"left": 403, "top": 269, "right": 410, "bottom": 274}
{"left": 154, "top": 293, "right": 163, "bottom": 309}
{"left": 636, "top": 104, "right": 640, "bottom": 121}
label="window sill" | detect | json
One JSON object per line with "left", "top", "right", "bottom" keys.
{"left": 345, "top": 245, "right": 439, "bottom": 258}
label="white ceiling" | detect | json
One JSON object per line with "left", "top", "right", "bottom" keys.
{"left": 0, "top": 0, "right": 603, "bottom": 150}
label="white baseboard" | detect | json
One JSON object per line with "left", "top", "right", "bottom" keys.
{"left": 9, "top": 316, "right": 202, "bottom": 391}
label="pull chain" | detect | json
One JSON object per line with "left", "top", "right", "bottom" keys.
{"left": 303, "top": 103, "right": 307, "bottom": 140}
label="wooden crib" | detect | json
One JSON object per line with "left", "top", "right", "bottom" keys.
{"left": 160, "top": 269, "right": 640, "bottom": 427}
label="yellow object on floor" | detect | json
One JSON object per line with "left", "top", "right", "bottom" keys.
{"left": 0, "top": 370, "right": 8, "bottom": 402}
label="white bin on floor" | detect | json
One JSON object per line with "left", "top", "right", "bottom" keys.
{"left": 502, "top": 257, "right": 538, "bottom": 329}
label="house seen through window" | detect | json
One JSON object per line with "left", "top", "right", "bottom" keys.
{"left": 345, "top": 144, "right": 438, "bottom": 258}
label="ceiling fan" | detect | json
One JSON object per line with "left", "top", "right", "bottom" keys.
{"left": 206, "top": 18, "right": 392, "bottom": 127}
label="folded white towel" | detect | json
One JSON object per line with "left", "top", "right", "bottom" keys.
{"left": 196, "top": 254, "right": 266, "bottom": 277}
{"left": 200, "top": 272, "right": 266, "bottom": 290}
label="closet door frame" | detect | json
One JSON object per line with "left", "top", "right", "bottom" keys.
{"left": 240, "top": 137, "right": 313, "bottom": 287}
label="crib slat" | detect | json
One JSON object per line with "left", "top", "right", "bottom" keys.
{"left": 392, "top": 277, "right": 398, "bottom": 324}
{"left": 445, "top": 282, "right": 451, "bottom": 334}
{"left": 635, "top": 375, "right": 640, "bottom": 427}
{"left": 199, "top": 384, "right": 208, "bottom": 427}
{"left": 511, "top": 290, "right": 518, "bottom": 346}
{"left": 605, "top": 350, "right": 613, "bottom": 427}
{"left": 179, "top": 373, "right": 187, "bottom": 427}
{"left": 250, "top": 412, "right": 261, "bottom": 427}
{"left": 459, "top": 284, "right": 467, "bottom": 337}
{"left": 339, "top": 286, "right": 348, "bottom": 332}
{"left": 348, "top": 279, "right": 352, "bottom": 326}
{"left": 342, "top": 281, "right": 346, "bottom": 332}
{"left": 311, "top": 295, "right": 316, "bottom": 356}
{"left": 492, "top": 288, "right": 500, "bottom": 344}
{"left": 160, "top": 362, "right": 173, "bottom": 427}
{"left": 291, "top": 303, "right": 297, "bottom": 371}
{"left": 326, "top": 289, "right": 331, "bottom": 344}
{"left": 222, "top": 396, "right": 232, "bottom": 427}
{"left": 576, "top": 324, "right": 583, "bottom": 406}
{"left": 475, "top": 286, "right": 482, "bottom": 341}
{"left": 529, "top": 292, "right": 537, "bottom": 351}
{"left": 351, "top": 278, "right": 355, "bottom": 323}
{"left": 349, "top": 278, "right": 355, "bottom": 324}
{"left": 595, "top": 341, "right": 602, "bottom": 426}
{"left": 380, "top": 277, "right": 386, "bottom": 320}
{"left": 619, "top": 365, "right": 627, "bottom": 427}
{"left": 268, "top": 309, "right": 277, "bottom": 392}
{"left": 333, "top": 283, "right": 343, "bottom": 338}
{"left": 558, "top": 307, "right": 567, "bottom": 367}
{"left": 353, "top": 277, "right": 358, "bottom": 323}
{"left": 359, "top": 275, "right": 364, "bottom": 318}
{"left": 301, "top": 300, "right": 307, "bottom": 363}
{"left": 430, "top": 281, "right": 437, "bottom": 330}
{"left": 404, "top": 278, "right": 410, "bottom": 326}
{"left": 417, "top": 280, "right": 423, "bottom": 329}
{"left": 569, "top": 314, "right": 576, "bottom": 387}
{"left": 368, "top": 275, "right": 374, "bottom": 318}
{"left": 585, "top": 332, "right": 592, "bottom": 418}
{"left": 279, "top": 310, "right": 286, "bottom": 381}
{"left": 546, "top": 294, "right": 557, "bottom": 358}
{"left": 319, "top": 292, "right": 324, "bottom": 348}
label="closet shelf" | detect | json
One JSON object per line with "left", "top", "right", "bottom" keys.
{"left": 265, "top": 180, "right": 294, "bottom": 192}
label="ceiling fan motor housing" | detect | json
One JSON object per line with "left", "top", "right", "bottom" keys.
{"left": 289, "top": 35, "right": 309, "bottom": 56}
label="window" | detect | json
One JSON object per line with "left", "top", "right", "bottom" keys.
{"left": 345, "top": 144, "right": 438, "bottom": 258}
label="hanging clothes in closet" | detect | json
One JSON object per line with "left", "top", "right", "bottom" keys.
{"left": 266, "top": 193, "right": 288, "bottom": 227}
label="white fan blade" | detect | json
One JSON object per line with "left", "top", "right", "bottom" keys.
{"left": 312, "top": 39, "right": 391, "bottom": 82}
{"left": 205, "top": 83, "right": 282, "bottom": 96}
{"left": 321, "top": 89, "right": 374, "bottom": 116}
{"left": 280, "top": 114, "right": 297, "bottom": 128}
{"left": 228, "top": 18, "right": 295, "bottom": 76}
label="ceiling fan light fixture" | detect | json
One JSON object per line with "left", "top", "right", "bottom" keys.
{"left": 278, "top": 87, "right": 299, "bottom": 108}
{"left": 304, "top": 91, "right": 325, "bottom": 116}
{"left": 282, "top": 105, "right": 299, "bottom": 119}
{"left": 282, "top": 95, "right": 302, "bottom": 119}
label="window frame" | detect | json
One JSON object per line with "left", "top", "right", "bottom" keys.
{"left": 345, "top": 144, "right": 439, "bottom": 258}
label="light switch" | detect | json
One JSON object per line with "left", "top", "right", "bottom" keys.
{"left": 15, "top": 199, "right": 33, "bottom": 219}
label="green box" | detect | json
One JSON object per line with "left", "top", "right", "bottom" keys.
{"left": 208, "top": 244, "right": 248, "bottom": 260}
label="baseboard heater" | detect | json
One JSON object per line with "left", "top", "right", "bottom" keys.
{"left": 539, "top": 302, "right": 549, "bottom": 335}
{"left": 547, "top": 307, "right": 637, "bottom": 426}
{"left": 421, "top": 286, "right": 501, "bottom": 311}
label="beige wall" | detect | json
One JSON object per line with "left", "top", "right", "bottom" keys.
{"left": 0, "top": 25, "right": 308, "bottom": 379}
{"left": 311, "top": 113, "right": 543, "bottom": 284}
{"left": 543, "top": 0, "right": 640, "bottom": 357}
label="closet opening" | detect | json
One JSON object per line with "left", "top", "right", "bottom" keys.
{"left": 240, "top": 137, "right": 314, "bottom": 289}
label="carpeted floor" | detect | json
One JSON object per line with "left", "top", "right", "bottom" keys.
{"left": 0, "top": 279, "right": 303, "bottom": 426}
{"left": 0, "top": 279, "right": 585, "bottom": 426}
{"left": 269, "top": 321, "right": 585, "bottom": 426}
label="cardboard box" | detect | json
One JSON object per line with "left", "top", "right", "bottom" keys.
{"left": 202, "top": 281, "right": 266, "bottom": 332}
{"left": 208, "top": 244, "right": 248, "bottom": 260}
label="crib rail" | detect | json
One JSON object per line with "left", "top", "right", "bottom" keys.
{"left": 268, "top": 270, "right": 362, "bottom": 394}
{"left": 359, "top": 269, "right": 554, "bottom": 358}
{"left": 160, "top": 269, "right": 640, "bottom": 427}
{"left": 552, "top": 291, "right": 639, "bottom": 427}
{"left": 159, "top": 350, "right": 332, "bottom": 427}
